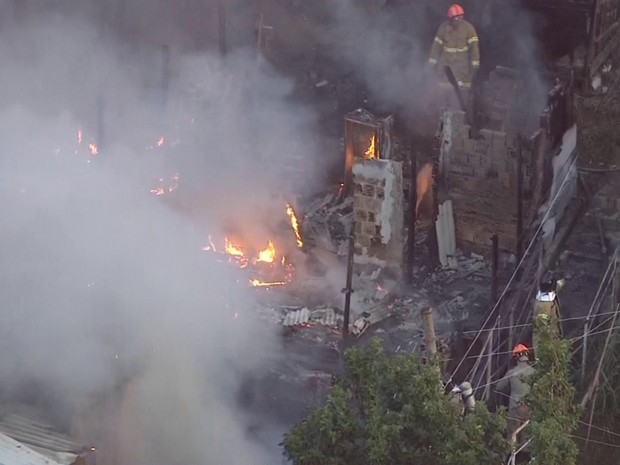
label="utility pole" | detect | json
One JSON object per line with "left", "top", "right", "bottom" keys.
{"left": 342, "top": 234, "right": 355, "bottom": 337}
{"left": 422, "top": 308, "right": 438, "bottom": 357}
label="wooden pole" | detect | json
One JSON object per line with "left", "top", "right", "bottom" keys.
{"left": 407, "top": 142, "right": 418, "bottom": 283}
{"left": 491, "top": 234, "right": 499, "bottom": 303}
{"left": 342, "top": 234, "right": 355, "bottom": 337}
{"left": 516, "top": 135, "right": 524, "bottom": 261}
{"left": 422, "top": 308, "right": 438, "bottom": 357}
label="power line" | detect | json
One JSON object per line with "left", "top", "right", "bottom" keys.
{"left": 570, "top": 434, "right": 620, "bottom": 448}
{"left": 578, "top": 420, "right": 620, "bottom": 439}
{"left": 447, "top": 154, "right": 578, "bottom": 385}
{"left": 460, "top": 311, "right": 620, "bottom": 335}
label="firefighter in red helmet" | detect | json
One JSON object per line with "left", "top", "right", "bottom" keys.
{"left": 428, "top": 4, "right": 480, "bottom": 106}
{"left": 496, "top": 344, "right": 535, "bottom": 448}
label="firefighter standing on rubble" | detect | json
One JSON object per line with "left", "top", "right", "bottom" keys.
{"left": 427, "top": 4, "right": 480, "bottom": 105}
{"left": 496, "top": 344, "right": 535, "bottom": 447}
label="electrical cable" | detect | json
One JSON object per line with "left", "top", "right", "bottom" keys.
{"left": 447, "top": 155, "right": 578, "bottom": 385}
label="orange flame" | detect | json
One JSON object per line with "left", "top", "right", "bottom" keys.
{"left": 224, "top": 237, "right": 244, "bottom": 257}
{"left": 415, "top": 163, "right": 434, "bottom": 218}
{"left": 88, "top": 143, "right": 98, "bottom": 155}
{"left": 364, "top": 134, "right": 377, "bottom": 159}
{"left": 257, "top": 240, "right": 276, "bottom": 263}
{"left": 286, "top": 204, "right": 303, "bottom": 248}
{"left": 156, "top": 136, "right": 164, "bottom": 147}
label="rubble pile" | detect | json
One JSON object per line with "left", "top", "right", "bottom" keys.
{"left": 301, "top": 188, "right": 353, "bottom": 255}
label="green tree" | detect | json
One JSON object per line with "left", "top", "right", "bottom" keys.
{"left": 282, "top": 338, "right": 509, "bottom": 465}
{"left": 526, "top": 315, "right": 581, "bottom": 465}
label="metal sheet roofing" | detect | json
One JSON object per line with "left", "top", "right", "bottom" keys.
{"left": 0, "top": 432, "right": 64, "bottom": 465}
{"left": 0, "top": 415, "right": 82, "bottom": 465}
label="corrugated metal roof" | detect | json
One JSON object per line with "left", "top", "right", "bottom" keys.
{"left": 0, "top": 432, "right": 64, "bottom": 465}
{"left": 283, "top": 307, "right": 340, "bottom": 327}
{"left": 0, "top": 415, "right": 83, "bottom": 465}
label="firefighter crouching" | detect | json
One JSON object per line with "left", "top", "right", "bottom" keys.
{"left": 427, "top": 4, "right": 480, "bottom": 108}
{"left": 496, "top": 344, "right": 535, "bottom": 447}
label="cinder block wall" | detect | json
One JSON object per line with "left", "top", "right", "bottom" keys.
{"left": 352, "top": 159, "right": 404, "bottom": 266}
{"left": 442, "top": 71, "right": 531, "bottom": 254}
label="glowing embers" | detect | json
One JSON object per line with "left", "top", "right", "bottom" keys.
{"left": 76, "top": 129, "right": 99, "bottom": 159}
{"left": 202, "top": 236, "right": 294, "bottom": 288}
{"left": 149, "top": 173, "right": 179, "bottom": 197}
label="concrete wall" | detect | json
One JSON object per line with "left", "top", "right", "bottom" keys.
{"left": 352, "top": 159, "right": 404, "bottom": 268}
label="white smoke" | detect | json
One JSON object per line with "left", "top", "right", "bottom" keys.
{"left": 0, "top": 4, "right": 319, "bottom": 465}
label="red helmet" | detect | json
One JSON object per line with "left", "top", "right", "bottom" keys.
{"left": 448, "top": 4, "right": 465, "bottom": 18}
{"left": 512, "top": 343, "right": 529, "bottom": 357}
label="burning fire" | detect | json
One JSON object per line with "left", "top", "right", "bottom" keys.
{"left": 201, "top": 204, "right": 302, "bottom": 288}
{"left": 364, "top": 134, "right": 377, "bottom": 159}
{"left": 203, "top": 236, "right": 293, "bottom": 288}
{"left": 149, "top": 173, "right": 179, "bottom": 197}
{"left": 224, "top": 237, "right": 245, "bottom": 257}
{"left": 257, "top": 240, "right": 276, "bottom": 263}
{"left": 286, "top": 204, "right": 303, "bottom": 248}
{"left": 75, "top": 129, "right": 98, "bottom": 157}
{"left": 147, "top": 136, "right": 165, "bottom": 150}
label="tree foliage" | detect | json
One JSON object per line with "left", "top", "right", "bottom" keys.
{"left": 526, "top": 315, "right": 581, "bottom": 465}
{"left": 282, "top": 338, "right": 509, "bottom": 465}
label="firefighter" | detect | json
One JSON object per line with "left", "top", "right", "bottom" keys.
{"left": 427, "top": 4, "right": 480, "bottom": 107}
{"left": 496, "top": 344, "right": 535, "bottom": 447}
{"left": 532, "top": 273, "right": 564, "bottom": 356}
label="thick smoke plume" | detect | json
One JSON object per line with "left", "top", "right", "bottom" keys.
{"left": 0, "top": 4, "right": 318, "bottom": 465}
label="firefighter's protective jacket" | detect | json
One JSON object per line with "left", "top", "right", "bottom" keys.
{"left": 428, "top": 19, "right": 480, "bottom": 88}
{"left": 496, "top": 361, "right": 535, "bottom": 411}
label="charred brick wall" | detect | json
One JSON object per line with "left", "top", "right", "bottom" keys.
{"left": 447, "top": 122, "right": 520, "bottom": 253}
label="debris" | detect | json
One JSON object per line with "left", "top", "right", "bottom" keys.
{"left": 436, "top": 200, "right": 458, "bottom": 268}
{"left": 315, "top": 80, "right": 329, "bottom": 88}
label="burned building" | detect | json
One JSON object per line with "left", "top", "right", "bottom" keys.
{"left": 435, "top": 67, "right": 577, "bottom": 257}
